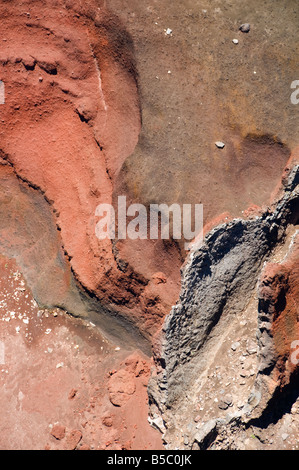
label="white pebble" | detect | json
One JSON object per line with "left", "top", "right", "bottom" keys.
{"left": 215, "top": 141, "right": 225, "bottom": 149}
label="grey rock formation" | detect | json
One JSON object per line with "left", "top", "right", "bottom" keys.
{"left": 149, "top": 165, "right": 299, "bottom": 449}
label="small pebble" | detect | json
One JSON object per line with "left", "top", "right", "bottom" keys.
{"left": 231, "top": 341, "right": 240, "bottom": 351}
{"left": 239, "top": 23, "right": 250, "bottom": 33}
{"left": 215, "top": 141, "right": 225, "bottom": 149}
{"left": 218, "top": 400, "right": 229, "bottom": 410}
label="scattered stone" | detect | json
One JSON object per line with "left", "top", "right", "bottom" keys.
{"left": 215, "top": 141, "right": 225, "bottom": 149}
{"left": 232, "top": 39, "right": 239, "bottom": 44}
{"left": 282, "top": 433, "right": 289, "bottom": 441}
{"left": 239, "top": 23, "right": 250, "bottom": 33}
{"left": 223, "top": 395, "right": 233, "bottom": 407}
{"left": 50, "top": 424, "right": 66, "bottom": 440}
{"left": 65, "top": 430, "right": 82, "bottom": 450}
{"left": 218, "top": 395, "right": 233, "bottom": 410}
{"left": 231, "top": 341, "right": 240, "bottom": 351}
{"left": 102, "top": 416, "right": 113, "bottom": 427}
{"left": 165, "top": 28, "right": 172, "bottom": 35}
{"left": 218, "top": 400, "right": 229, "bottom": 410}
{"left": 240, "top": 370, "right": 250, "bottom": 378}
{"left": 68, "top": 388, "right": 77, "bottom": 400}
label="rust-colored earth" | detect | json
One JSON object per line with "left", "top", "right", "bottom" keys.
{"left": 0, "top": 0, "right": 298, "bottom": 450}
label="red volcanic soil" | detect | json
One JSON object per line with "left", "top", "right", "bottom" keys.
{"left": 0, "top": 256, "right": 162, "bottom": 450}
{"left": 0, "top": 0, "right": 295, "bottom": 341}
{"left": 0, "top": 0, "right": 298, "bottom": 451}
{"left": 0, "top": 0, "right": 182, "bottom": 338}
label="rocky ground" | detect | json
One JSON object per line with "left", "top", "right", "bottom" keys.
{"left": 0, "top": 255, "right": 162, "bottom": 450}
{"left": 0, "top": 0, "right": 298, "bottom": 451}
{"left": 149, "top": 166, "right": 299, "bottom": 450}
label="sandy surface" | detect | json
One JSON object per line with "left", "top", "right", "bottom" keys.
{"left": 0, "top": 255, "right": 162, "bottom": 450}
